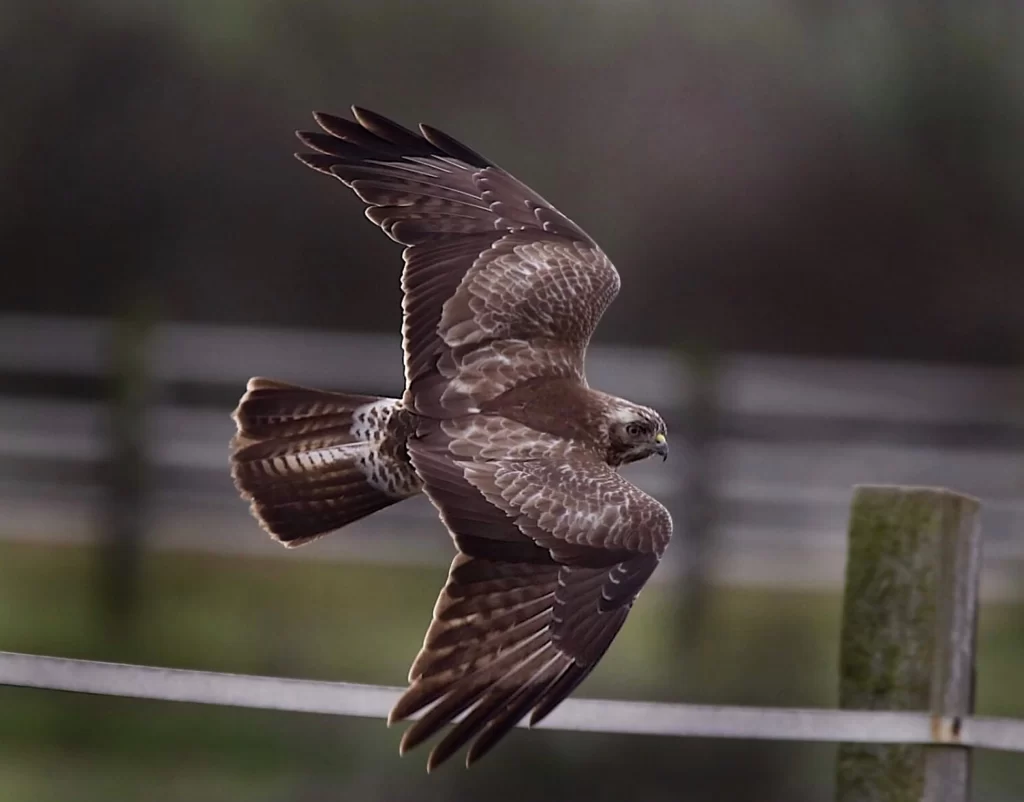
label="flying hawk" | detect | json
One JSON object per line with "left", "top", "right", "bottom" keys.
{"left": 230, "top": 107, "right": 673, "bottom": 770}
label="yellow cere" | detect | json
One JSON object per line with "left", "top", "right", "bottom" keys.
{"left": 655, "top": 433, "right": 666, "bottom": 444}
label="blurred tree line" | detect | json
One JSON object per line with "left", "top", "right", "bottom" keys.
{"left": 3, "top": 1, "right": 1023, "bottom": 363}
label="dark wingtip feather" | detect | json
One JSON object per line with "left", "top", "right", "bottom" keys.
{"left": 464, "top": 725, "right": 509, "bottom": 768}
{"left": 314, "top": 111, "right": 408, "bottom": 155}
{"left": 388, "top": 691, "right": 421, "bottom": 725}
{"left": 313, "top": 110, "right": 362, "bottom": 139}
{"left": 397, "top": 732, "right": 412, "bottom": 757}
{"left": 298, "top": 107, "right": 497, "bottom": 175}
{"left": 351, "top": 106, "right": 434, "bottom": 154}
{"left": 420, "top": 123, "right": 493, "bottom": 169}
{"left": 295, "top": 130, "right": 348, "bottom": 157}
{"left": 294, "top": 151, "right": 342, "bottom": 176}
{"left": 425, "top": 746, "right": 447, "bottom": 773}
{"left": 528, "top": 664, "right": 587, "bottom": 727}
{"left": 398, "top": 715, "right": 440, "bottom": 756}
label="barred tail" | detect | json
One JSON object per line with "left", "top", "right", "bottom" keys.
{"left": 230, "top": 378, "right": 421, "bottom": 547}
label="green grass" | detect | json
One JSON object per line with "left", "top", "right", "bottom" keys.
{"left": 0, "top": 541, "right": 1021, "bottom": 801}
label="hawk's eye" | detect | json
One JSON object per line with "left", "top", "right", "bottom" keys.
{"left": 625, "top": 422, "right": 644, "bottom": 438}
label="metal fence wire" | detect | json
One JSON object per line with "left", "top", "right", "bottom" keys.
{"left": 1, "top": 651, "right": 1023, "bottom": 753}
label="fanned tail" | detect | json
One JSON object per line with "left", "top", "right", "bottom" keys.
{"left": 230, "top": 378, "right": 421, "bottom": 546}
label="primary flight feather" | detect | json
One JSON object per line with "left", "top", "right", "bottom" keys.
{"left": 230, "top": 107, "right": 673, "bottom": 770}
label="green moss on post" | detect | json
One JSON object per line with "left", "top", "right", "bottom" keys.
{"left": 836, "top": 486, "right": 982, "bottom": 802}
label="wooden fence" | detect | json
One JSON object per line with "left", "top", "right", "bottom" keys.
{"left": 3, "top": 314, "right": 1024, "bottom": 597}
{"left": 2, "top": 484, "right": 1023, "bottom": 800}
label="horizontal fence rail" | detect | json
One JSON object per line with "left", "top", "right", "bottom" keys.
{"left": 4, "top": 315, "right": 1024, "bottom": 596}
{"left": 5, "top": 314, "right": 1024, "bottom": 427}
{"left": 2, "top": 651, "right": 1023, "bottom": 753}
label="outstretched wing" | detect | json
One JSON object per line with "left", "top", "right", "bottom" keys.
{"left": 295, "top": 108, "right": 621, "bottom": 418}
{"left": 390, "top": 417, "right": 672, "bottom": 770}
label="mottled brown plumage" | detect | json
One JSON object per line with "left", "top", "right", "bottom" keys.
{"left": 230, "top": 107, "right": 673, "bottom": 769}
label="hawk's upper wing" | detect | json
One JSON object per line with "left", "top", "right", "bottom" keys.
{"left": 296, "top": 108, "right": 621, "bottom": 418}
{"left": 390, "top": 416, "right": 672, "bottom": 770}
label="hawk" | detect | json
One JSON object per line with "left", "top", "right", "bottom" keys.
{"left": 230, "top": 107, "right": 673, "bottom": 770}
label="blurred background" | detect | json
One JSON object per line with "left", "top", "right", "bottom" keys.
{"left": 2, "top": 1, "right": 1023, "bottom": 800}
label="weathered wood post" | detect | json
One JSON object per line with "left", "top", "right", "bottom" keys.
{"left": 836, "top": 485, "right": 982, "bottom": 802}
{"left": 674, "top": 345, "right": 721, "bottom": 648}
{"left": 98, "top": 299, "right": 155, "bottom": 631}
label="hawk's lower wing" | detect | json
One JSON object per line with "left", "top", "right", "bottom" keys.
{"left": 392, "top": 417, "right": 672, "bottom": 769}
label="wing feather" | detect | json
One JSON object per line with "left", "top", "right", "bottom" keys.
{"left": 388, "top": 418, "right": 671, "bottom": 768}
{"left": 294, "top": 108, "right": 620, "bottom": 418}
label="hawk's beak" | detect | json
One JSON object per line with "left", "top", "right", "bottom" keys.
{"left": 654, "top": 433, "right": 668, "bottom": 461}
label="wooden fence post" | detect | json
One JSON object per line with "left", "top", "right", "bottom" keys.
{"left": 674, "top": 345, "right": 721, "bottom": 648}
{"left": 836, "top": 485, "right": 982, "bottom": 802}
{"left": 98, "top": 299, "right": 155, "bottom": 631}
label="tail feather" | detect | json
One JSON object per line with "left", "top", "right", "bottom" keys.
{"left": 231, "top": 378, "right": 421, "bottom": 547}
{"left": 231, "top": 378, "right": 382, "bottom": 440}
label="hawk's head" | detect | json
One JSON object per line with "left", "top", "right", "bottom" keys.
{"left": 605, "top": 402, "right": 668, "bottom": 466}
